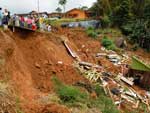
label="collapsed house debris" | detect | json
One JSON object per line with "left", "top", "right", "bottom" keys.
{"left": 119, "top": 74, "right": 134, "bottom": 86}
{"left": 73, "top": 56, "right": 150, "bottom": 112}
{"left": 79, "top": 61, "right": 102, "bottom": 69}
{"left": 107, "top": 54, "right": 121, "bottom": 65}
{"left": 97, "top": 47, "right": 129, "bottom": 66}
{"left": 128, "top": 56, "right": 150, "bottom": 89}
{"left": 62, "top": 36, "right": 150, "bottom": 112}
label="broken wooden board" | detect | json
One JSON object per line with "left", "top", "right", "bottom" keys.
{"left": 120, "top": 76, "right": 134, "bottom": 86}
{"left": 63, "top": 41, "right": 77, "bottom": 58}
{"left": 79, "top": 61, "right": 102, "bottom": 69}
{"left": 63, "top": 40, "right": 80, "bottom": 61}
{"left": 96, "top": 53, "right": 107, "bottom": 57}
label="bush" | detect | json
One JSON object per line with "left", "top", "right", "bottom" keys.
{"left": 87, "top": 26, "right": 95, "bottom": 31}
{"left": 57, "top": 85, "right": 87, "bottom": 103}
{"left": 87, "top": 30, "right": 98, "bottom": 39}
{"left": 101, "top": 15, "right": 111, "bottom": 28}
{"left": 101, "top": 97, "right": 119, "bottom": 113}
{"left": 93, "top": 84, "right": 105, "bottom": 96}
{"left": 52, "top": 76, "right": 87, "bottom": 103}
{"left": 86, "top": 27, "right": 98, "bottom": 39}
{"left": 101, "top": 36, "right": 117, "bottom": 50}
{"left": 52, "top": 77, "right": 119, "bottom": 112}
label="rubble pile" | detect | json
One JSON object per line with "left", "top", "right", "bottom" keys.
{"left": 63, "top": 37, "right": 150, "bottom": 112}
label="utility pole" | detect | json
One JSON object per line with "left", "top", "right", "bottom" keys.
{"left": 37, "top": 0, "right": 40, "bottom": 17}
{"left": 37, "top": 0, "right": 40, "bottom": 13}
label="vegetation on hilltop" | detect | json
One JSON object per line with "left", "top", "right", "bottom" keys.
{"left": 89, "top": 0, "right": 150, "bottom": 51}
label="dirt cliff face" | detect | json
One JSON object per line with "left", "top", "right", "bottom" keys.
{"left": 0, "top": 28, "right": 126, "bottom": 113}
{"left": 0, "top": 30, "right": 89, "bottom": 113}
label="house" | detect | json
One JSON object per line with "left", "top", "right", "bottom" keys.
{"left": 128, "top": 56, "right": 150, "bottom": 89}
{"left": 17, "top": 13, "right": 29, "bottom": 17}
{"left": 65, "top": 8, "right": 89, "bottom": 19}
{"left": 48, "top": 12, "right": 63, "bottom": 18}
{"left": 17, "top": 11, "right": 48, "bottom": 17}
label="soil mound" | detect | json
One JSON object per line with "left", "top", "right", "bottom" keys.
{"left": 39, "top": 104, "right": 70, "bottom": 113}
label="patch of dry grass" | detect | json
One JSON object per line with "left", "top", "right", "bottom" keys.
{"left": 0, "top": 82, "right": 16, "bottom": 113}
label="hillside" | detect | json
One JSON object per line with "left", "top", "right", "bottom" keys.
{"left": 0, "top": 28, "right": 150, "bottom": 113}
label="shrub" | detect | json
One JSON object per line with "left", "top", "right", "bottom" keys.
{"left": 101, "top": 15, "right": 111, "bottom": 28}
{"left": 87, "top": 26, "right": 95, "bottom": 31}
{"left": 52, "top": 77, "right": 119, "bottom": 112}
{"left": 86, "top": 27, "right": 98, "bottom": 39}
{"left": 52, "top": 76, "right": 87, "bottom": 103}
{"left": 101, "top": 36, "right": 117, "bottom": 50}
{"left": 93, "top": 84, "right": 105, "bottom": 96}
{"left": 87, "top": 30, "right": 98, "bottom": 39}
{"left": 101, "top": 97, "right": 119, "bottom": 113}
{"left": 57, "top": 85, "right": 87, "bottom": 103}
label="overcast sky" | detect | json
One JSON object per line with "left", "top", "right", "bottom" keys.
{"left": 0, "top": 0, "right": 96, "bottom": 14}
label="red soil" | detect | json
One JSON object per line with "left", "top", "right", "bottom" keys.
{"left": 0, "top": 28, "right": 149, "bottom": 113}
{"left": 0, "top": 29, "right": 89, "bottom": 113}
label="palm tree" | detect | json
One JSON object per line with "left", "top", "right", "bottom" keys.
{"left": 59, "top": 0, "right": 67, "bottom": 13}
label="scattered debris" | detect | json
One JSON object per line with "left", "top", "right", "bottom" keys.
{"left": 107, "top": 54, "right": 121, "bottom": 65}
{"left": 96, "top": 53, "right": 107, "bottom": 57}
{"left": 129, "top": 56, "right": 150, "bottom": 89}
{"left": 111, "top": 88, "right": 121, "bottom": 95}
{"left": 79, "top": 61, "right": 102, "bottom": 69}
{"left": 62, "top": 38, "right": 80, "bottom": 61}
{"left": 120, "top": 76, "right": 134, "bottom": 86}
{"left": 102, "top": 72, "right": 111, "bottom": 77}
{"left": 57, "top": 61, "right": 63, "bottom": 64}
{"left": 35, "top": 62, "right": 41, "bottom": 68}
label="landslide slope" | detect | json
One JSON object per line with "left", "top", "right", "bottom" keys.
{"left": 0, "top": 29, "right": 88, "bottom": 113}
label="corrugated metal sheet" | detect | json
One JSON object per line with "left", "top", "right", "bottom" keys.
{"left": 131, "top": 56, "right": 150, "bottom": 72}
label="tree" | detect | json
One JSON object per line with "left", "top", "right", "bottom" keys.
{"left": 131, "top": 0, "right": 146, "bottom": 18}
{"left": 111, "top": 0, "right": 131, "bottom": 27}
{"left": 80, "top": 6, "right": 88, "bottom": 11}
{"left": 90, "top": 0, "right": 111, "bottom": 17}
{"left": 59, "top": 0, "right": 67, "bottom": 13}
{"left": 56, "top": 7, "right": 62, "bottom": 13}
{"left": 143, "top": 1, "right": 150, "bottom": 20}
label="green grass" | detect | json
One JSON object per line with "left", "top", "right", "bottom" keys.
{"left": 44, "top": 18, "right": 86, "bottom": 27}
{"left": 91, "top": 84, "right": 119, "bottom": 113}
{"left": 96, "top": 28, "right": 122, "bottom": 37}
{"left": 52, "top": 76, "right": 88, "bottom": 104}
{"left": 52, "top": 77, "right": 119, "bottom": 113}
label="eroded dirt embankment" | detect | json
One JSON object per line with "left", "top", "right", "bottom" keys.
{"left": 0, "top": 29, "right": 89, "bottom": 113}
{"left": 0, "top": 28, "right": 122, "bottom": 113}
